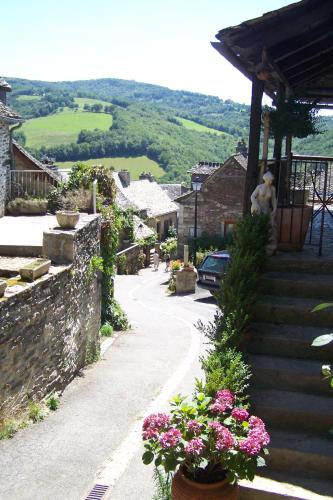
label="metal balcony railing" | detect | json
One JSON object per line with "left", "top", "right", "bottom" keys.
{"left": 10, "top": 170, "right": 58, "bottom": 199}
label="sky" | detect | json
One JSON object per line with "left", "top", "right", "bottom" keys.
{"left": 2, "top": 0, "right": 294, "bottom": 104}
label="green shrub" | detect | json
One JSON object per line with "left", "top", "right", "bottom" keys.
{"left": 46, "top": 393, "right": 60, "bottom": 411}
{"left": 104, "top": 298, "right": 129, "bottom": 331}
{"left": 0, "top": 419, "right": 18, "bottom": 440}
{"left": 199, "top": 348, "right": 252, "bottom": 402}
{"left": 28, "top": 401, "right": 44, "bottom": 423}
{"left": 160, "top": 237, "right": 177, "bottom": 258}
{"left": 100, "top": 323, "right": 114, "bottom": 337}
{"left": 117, "top": 253, "right": 128, "bottom": 275}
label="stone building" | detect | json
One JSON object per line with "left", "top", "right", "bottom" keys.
{"left": 0, "top": 79, "right": 23, "bottom": 217}
{"left": 114, "top": 170, "right": 178, "bottom": 240}
{"left": 176, "top": 153, "right": 247, "bottom": 254}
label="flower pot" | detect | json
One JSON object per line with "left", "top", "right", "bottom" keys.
{"left": 0, "top": 279, "right": 7, "bottom": 297}
{"left": 172, "top": 468, "right": 238, "bottom": 500}
{"left": 277, "top": 206, "right": 312, "bottom": 251}
{"left": 56, "top": 211, "right": 80, "bottom": 229}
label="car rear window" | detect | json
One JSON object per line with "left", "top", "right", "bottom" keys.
{"left": 200, "top": 256, "right": 229, "bottom": 273}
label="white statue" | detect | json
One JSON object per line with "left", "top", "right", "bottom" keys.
{"left": 251, "top": 170, "right": 277, "bottom": 255}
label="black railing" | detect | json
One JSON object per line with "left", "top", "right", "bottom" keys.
{"left": 275, "top": 154, "right": 333, "bottom": 256}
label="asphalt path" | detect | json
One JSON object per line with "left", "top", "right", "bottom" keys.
{"left": 0, "top": 267, "right": 216, "bottom": 500}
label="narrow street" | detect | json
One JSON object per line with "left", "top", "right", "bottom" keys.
{"left": 0, "top": 268, "right": 216, "bottom": 500}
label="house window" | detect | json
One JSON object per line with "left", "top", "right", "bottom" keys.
{"left": 221, "top": 221, "right": 235, "bottom": 238}
{"left": 189, "top": 227, "right": 202, "bottom": 237}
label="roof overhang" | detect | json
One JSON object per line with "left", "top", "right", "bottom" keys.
{"left": 212, "top": 0, "right": 333, "bottom": 108}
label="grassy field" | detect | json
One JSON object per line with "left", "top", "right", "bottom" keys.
{"left": 21, "top": 107, "right": 112, "bottom": 147}
{"left": 74, "top": 97, "right": 112, "bottom": 108}
{"left": 57, "top": 156, "right": 164, "bottom": 180}
{"left": 176, "top": 117, "right": 229, "bottom": 136}
{"left": 16, "top": 95, "right": 41, "bottom": 101}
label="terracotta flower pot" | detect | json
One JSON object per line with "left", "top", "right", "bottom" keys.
{"left": 172, "top": 468, "right": 239, "bottom": 500}
{"left": 56, "top": 211, "right": 80, "bottom": 229}
{"left": 277, "top": 206, "right": 312, "bottom": 251}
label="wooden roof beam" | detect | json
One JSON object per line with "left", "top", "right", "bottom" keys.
{"left": 272, "top": 24, "right": 333, "bottom": 62}
{"left": 286, "top": 56, "right": 333, "bottom": 82}
{"left": 279, "top": 41, "right": 333, "bottom": 73}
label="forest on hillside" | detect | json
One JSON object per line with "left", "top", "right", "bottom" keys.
{"left": 7, "top": 77, "right": 333, "bottom": 183}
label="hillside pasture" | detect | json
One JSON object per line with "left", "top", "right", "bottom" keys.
{"left": 21, "top": 108, "right": 112, "bottom": 147}
{"left": 57, "top": 156, "right": 164, "bottom": 180}
{"left": 74, "top": 97, "right": 112, "bottom": 108}
{"left": 16, "top": 95, "right": 42, "bottom": 101}
{"left": 176, "top": 117, "right": 229, "bottom": 136}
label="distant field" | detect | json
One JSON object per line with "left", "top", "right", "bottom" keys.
{"left": 176, "top": 117, "right": 229, "bottom": 136}
{"left": 21, "top": 108, "right": 112, "bottom": 147}
{"left": 16, "top": 95, "right": 41, "bottom": 101}
{"left": 57, "top": 156, "right": 164, "bottom": 180}
{"left": 74, "top": 97, "right": 112, "bottom": 108}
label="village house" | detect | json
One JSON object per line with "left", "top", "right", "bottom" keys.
{"left": 0, "top": 78, "right": 60, "bottom": 213}
{"left": 176, "top": 153, "right": 247, "bottom": 254}
{"left": 114, "top": 169, "right": 178, "bottom": 240}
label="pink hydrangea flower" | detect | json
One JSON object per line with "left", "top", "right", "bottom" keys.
{"left": 216, "top": 390, "right": 235, "bottom": 407}
{"left": 187, "top": 420, "right": 202, "bottom": 434}
{"left": 142, "top": 413, "right": 170, "bottom": 441}
{"left": 231, "top": 408, "right": 249, "bottom": 422}
{"left": 211, "top": 389, "right": 235, "bottom": 414}
{"left": 238, "top": 436, "right": 262, "bottom": 456}
{"left": 249, "top": 427, "right": 270, "bottom": 447}
{"left": 185, "top": 438, "right": 205, "bottom": 456}
{"left": 214, "top": 426, "right": 235, "bottom": 451}
{"left": 248, "top": 416, "right": 265, "bottom": 429}
{"left": 158, "top": 427, "right": 182, "bottom": 449}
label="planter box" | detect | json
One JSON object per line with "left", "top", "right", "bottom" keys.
{"left": 56, "top": 211, "right": 80, "bottom": 229}
{"left": 20, "top": 259, "right": 51, "bottom": 282}
{"left": 277, "top": 206, "right": 312, "bottom": 251}
{"left": 0, "top": 279, "right": 7, "bottom": 297}
{"left": 175, "top": 267, "right": 197, "bottom": 294}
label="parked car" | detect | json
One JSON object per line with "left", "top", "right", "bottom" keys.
{"left": 197, "top": 250, "right": 230, "bottom": 293}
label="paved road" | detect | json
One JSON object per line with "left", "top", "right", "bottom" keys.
{"left": 0, "top": 268, "right": 216, "bottom": 500}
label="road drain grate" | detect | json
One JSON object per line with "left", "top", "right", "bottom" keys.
{"left": 85, "top": 483, "right": 110, "bottom": 499}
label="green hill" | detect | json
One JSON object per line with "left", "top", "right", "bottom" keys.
{"left": 7, "top": 77, "right": 333, "bottom": 183}
{"left": 57, "top": 155, "right": 164, "bottom": 180}
{"left": 21, "top": 107, "right": 112, "bottom": 147}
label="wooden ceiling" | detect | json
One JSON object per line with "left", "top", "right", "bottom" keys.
{"left": 212, "top": 0, "right": 333, "bottom": 107}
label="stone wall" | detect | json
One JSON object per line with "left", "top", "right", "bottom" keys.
{"left": 116, "top": 243, "right": 142, "bottom": 274}
{"left": 0, "top": 121, "right": 10, "bottom": 217}
{"left": 0, "top": 215, "right": 101, "bottom": 415}
{"left": 178, "top": 159, "right": 245, "bottom": 254}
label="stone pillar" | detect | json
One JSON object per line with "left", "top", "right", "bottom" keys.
{"left": 0, "top": 121, "right": 11, "bottom": 217}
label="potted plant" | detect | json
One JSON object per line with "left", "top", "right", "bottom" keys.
{"left": 142, "top": 390, "right": 269, "bottom": 499}
{"left": 56, "top": 199, "right": 80, "bottom": 230}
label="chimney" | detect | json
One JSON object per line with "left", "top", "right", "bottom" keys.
{"left": 118, "top": 169, "right": 130, "bottom": 187}
{"left": 139, "top": 172, "right": 155, "bottom": 182}
{"left": 236, "top": 138, "right": 248, "bottom": 158}
{"left": 0, "top": 78, "right": 11, "bottom": 105}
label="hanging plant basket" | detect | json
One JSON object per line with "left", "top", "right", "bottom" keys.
{"left": 265, "top": 97, "right": 322, "bottom": 140}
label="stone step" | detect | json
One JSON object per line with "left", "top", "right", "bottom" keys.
{"left": 260, "top": 272, "right": 333, "bottom": 300}
{"left": 265, "top": 254, "right": 333, "bottom": 274}
{"left": 251, "top": 389, "right": 333, "bottom": 435}
{"left": 240, "top": 474, "right": 333, "bottom": 500}
{"left": 248, "top": 323, "right": 333, "bottom": 361}
{"left": 266, "top": 429, "right": 333, "bottom": 481}
{"left": 254, "top": 296, "right": 333, "bottom": 328}
{"left": 248, "top": 354, "right": 330, "bottom": 395}
{"left": 0, "top": 244, "right": 41, "bottom": 257}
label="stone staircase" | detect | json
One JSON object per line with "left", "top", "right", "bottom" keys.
{"left": 240, "top": 253, "right": 333, "bottom": 499}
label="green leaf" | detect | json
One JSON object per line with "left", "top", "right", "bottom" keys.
{"left": 263, "top": 448, "right": 269, "bottom": 455}
{"left": 311, "top": 334, "right": 333, "bottom": 347}
{"left": 142, "top": 451, "right": 154, "bottom": 465}
{"left": 257, "top": 456, "right": 266, "bottom": 467}
{"left": 330, "top": 378, "right": 333, "bottom": 388}
{"left": 311, "top": 303, "right": 333, "bottom": 313}
{"left": 154, "top": 455, "right": 162, "bottom": 467}
{"left": 196, "top": 392, "right": 205, "bottom": 402}
{"left": 242, "top": 421, "right": 249, "bottom": 428}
